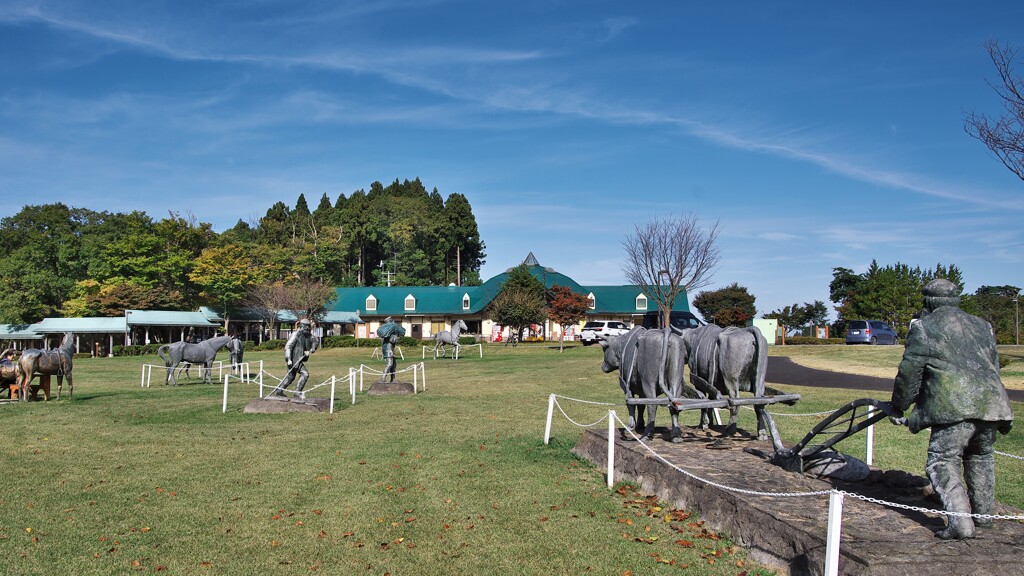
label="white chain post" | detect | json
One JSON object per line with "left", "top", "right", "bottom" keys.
{"left": 258, "top": 360, "right": 264, "bottom": 396}
{"left": 825, "top": 490, "right": 844, "bottom": 576}
{"left": 544, "top": 394, "right": 556, "bottom": 444}
{"left": 221, "top": 374, "right": 229, "bottom": 413}
{"left": 413, "top": 363, "right": 418, "bottom": 393}
{"left": 420, "top": 362, "right": 426, "bottom": 389}
{"left": 865, "top": 406, "right": 875, "bottom": 466}
{"left": 330, "top": 375, "right": 336, "bottom": 414}
{"left": 349, "top": 368, "right": 356, "bottom": 404}
{"left": 607, "top": 410, "right": 616, "bottom": 489}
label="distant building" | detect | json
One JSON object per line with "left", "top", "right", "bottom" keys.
{"left": 330, "top": 252, "right": 692, "bottom": 341}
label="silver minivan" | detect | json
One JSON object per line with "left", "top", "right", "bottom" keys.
{"left": 845, "top": 320, "right": 899, "bottom": 345}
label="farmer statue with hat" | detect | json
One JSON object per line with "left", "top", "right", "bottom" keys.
{"left": 267, "top": 318, "right": 319, "bottom": 400}
{"left": 889, "top": 278, "right": 1014, "bottom": 539}
{"left": 377, "top": 317, "right": 405, "bottom": 382}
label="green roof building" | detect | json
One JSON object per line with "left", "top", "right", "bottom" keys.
{"left": 332, "top": 253, "right": 690, "bottom": 341}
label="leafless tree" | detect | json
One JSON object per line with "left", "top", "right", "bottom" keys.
{"left": 286, "top": 279, "right": 335, "bottom": 323}
{"left": 622, "top": 213, "right": 721, "bottom": 329}
{"left": 246, "top": 282, "right": 292, "bottom": 340}
{"left": 965, "top": 40, "right": 1024, "bottom": 181}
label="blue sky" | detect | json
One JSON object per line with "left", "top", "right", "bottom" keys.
{"left": 2, "top": 1, "right": 1022, "bottom": 319}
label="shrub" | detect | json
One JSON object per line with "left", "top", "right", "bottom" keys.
{"left": 253, "top": 339, "right": 286, "bottom": 351}
{"left": 783, "top": 337, "right": 844, "bottom": 345}
{"left": 321, "top": 335, "right": 356, "bottom": 349}
{"left": 113, "top": 344, "right": 163, "bottom": 356}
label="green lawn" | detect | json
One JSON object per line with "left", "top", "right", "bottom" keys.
{"left": 2, "top": 343, "right": 1022, "bottom": 575}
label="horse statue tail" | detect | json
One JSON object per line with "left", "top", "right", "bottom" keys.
{"left": 157, "top": 345, "right": 171, "bottom": 366}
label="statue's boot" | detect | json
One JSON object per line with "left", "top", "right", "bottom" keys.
{"left": 926, "top": 460, "right": 976, "bottom": 539}
{"left": 965, "top": 454, "right": 996, "bottom": 528}
{"left": 293, "top": 373, "right": 309, "bottom": 401}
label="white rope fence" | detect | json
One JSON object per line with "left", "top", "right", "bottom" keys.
{"left": 544, "top": 393, "right": 1024, "bottom": 576}
{"left": 422, "top": 343, "right": 483, "bottom": 359}
{"left": 356, "top": 362, "right": 427, "bottom": 393}
{"left": 370, "top": 346, "right": 404, "bottom": 360}
{"left": 140, "top": 360, "right": 251, "bottom": 387}
{"left": 221, "top": 360, "right": 359, "bottom": 413}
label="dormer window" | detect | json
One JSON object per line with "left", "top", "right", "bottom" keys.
{"left": 404, "top": 294, "right": 416, "bottom": 311}
{"left": 366, "top": 294, "right": 377, "bottom": 311}
{"left": 635, "top": 294, "right": 648, "bottom": 310}
{"left": 587, "top": 292, "right": 596, "bottom": 310}
{"left": 462, "top": 293, "right": 471, "bottom": 310}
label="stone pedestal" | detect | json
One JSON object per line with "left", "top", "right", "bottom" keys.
{"left": 367, "top": 381, "right": 414, "bottom": 395}
{"left": 573, "top": 426, "right": 1024, "bottom": 576}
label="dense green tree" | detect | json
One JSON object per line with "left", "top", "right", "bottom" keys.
{"left": 189, "top": 244, "right": 265, "bottom": 332}
{"left": 692, "top": 283, "right": 756, "bottom": 327}
{"left": 763, "top": 301, "right": 828, "bottom": 342}
{"left": 829, "top": 261, "right": 963, "bottom": 338}
{"left": 963, "top": 285, "right": 1022, "bottom": 344}
{"left": 443, "top": 193, "right": 486, "bottom": 286}
{"left": 488, "top": 287, "right": 547, "bottom": 343}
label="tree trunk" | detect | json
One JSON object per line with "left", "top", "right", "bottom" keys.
{"left": 457, "top": 245, "right": 461, "bottom": 287}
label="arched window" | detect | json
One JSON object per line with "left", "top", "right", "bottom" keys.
{"left": 366, "top": 294, "right": 377, "bottom": 311}
{"left": 635, "top": 294, "right": 648, "bottom": 310}
{"left": 462, "top": 293, "right": 471, "bottom": 310}
{"left": 404, "top": 294, "right": 416, "bottom": 311}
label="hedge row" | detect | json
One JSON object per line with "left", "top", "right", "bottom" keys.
{"left": 781, "top": 337, "right": 846, "bottom": 345}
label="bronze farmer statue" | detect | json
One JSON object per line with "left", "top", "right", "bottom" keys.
{"left": 377, "top": 317, "right": 405, "bottom": 382}
{"left": 268, "top": 319, "right": 319, "bottom": 400}
{"left": 890, "top": 278, "right": 1014, "bottom": 539}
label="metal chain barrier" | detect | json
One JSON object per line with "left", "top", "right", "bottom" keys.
{"left": 995, "top": 450, "right": 1024, "bottom": 461}
{"left": 611, "top": 411, "right": 832, "bottom": 499}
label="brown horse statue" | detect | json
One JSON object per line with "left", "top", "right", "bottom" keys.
{"left": 17, "top": 332, "right": 75, "bottom": 401}
{"left": 1, "top": 348, "right": 18, "bottom": 399}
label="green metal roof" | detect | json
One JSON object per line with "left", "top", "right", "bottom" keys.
{"left": 200, "top": 306, "right": 363, "bottom": 324}
{"left": 0, "top": 324, "right": 43, "bottom": 340}
{"left": 331, "top": 286, "right": 486, "bottom": 316}
{"left": 582, "top": 285, "right": 691, "bottom": 315}
{"left": 329, "top": 253, "right": 691, "bottom": 316}
{"left": 125, "top": 310, "right": 220, "bottom": 327}
{"left": 33, "top": 317, "right": 128, "bottom": 334}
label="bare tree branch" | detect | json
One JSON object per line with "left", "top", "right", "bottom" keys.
{"left": 965, "top": 40, "right": 1024, "bottom": 181}
{"left": 621, "top": 213, "right": 721, "bottom": 327}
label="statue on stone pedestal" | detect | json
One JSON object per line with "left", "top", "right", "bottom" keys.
{"left": 267, "top": 319, "right": 319, "bottom": 401}
{"left": 889, "top": 278, "right": 1014, "bottom": 539}
{"left": 377, "top": 317, "right": 405, "bottom": 382}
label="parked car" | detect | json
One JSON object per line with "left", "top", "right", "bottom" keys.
{"left": 580, "top": 320, "right": 631, "bottom": 345}
{"left": 845, "top": 320, "right": 899, "bottom": 345}
{"left": 641, "top": 311, "right": 703, "bottom": 331}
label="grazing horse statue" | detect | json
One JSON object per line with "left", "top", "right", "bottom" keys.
{"left": 679, "top": 324, "right": 782, "bottom": 441}
{"left": 157, "top": 335, "right": 235, "bottom": 386}
{"left": 17, "top": 332, "right": 76, "bottom": 401}
{"left": 600, "top": 327, "right": 697, "bottom": 441}
{"left": 433, "top": 319, "right": 468, "bottom": 358}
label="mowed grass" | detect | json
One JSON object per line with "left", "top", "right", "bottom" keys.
{"left": 2, "top": 345, "right": 769, "bottom": 576}
{"left": 3, "top": 342, "right": 1024, "bottom": 575}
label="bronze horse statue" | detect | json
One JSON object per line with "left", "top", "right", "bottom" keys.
{"left": 17, "top": 332, "right": 76, "bottom": 401}
{"left": 157, "top": 335, "right": 236, "bottom": 386}
{"left": 1, "top": 348, "right": 18, "bottom": 399}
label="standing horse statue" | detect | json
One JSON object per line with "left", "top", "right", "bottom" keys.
{"left": 16, "top": 332, "right": 76, "bottom": 401}
{"left": 433, "top": 319, "right": 468, "bottom": 359}
{"left": 1, "top": 348, "right": 19, "bottom": 399}
{"left": 157, "top": 335, "right": 235, "bottom": 386}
